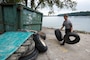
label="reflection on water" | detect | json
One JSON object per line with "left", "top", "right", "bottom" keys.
{"left": 42, "top": 16, "right": 90, "bottom": 32}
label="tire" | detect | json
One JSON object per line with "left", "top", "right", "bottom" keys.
{"left": 55, "top": 29, "right": 63, "bottom": 41}
{"left": 64, "top": 32, "right": 80, "bottom": 44}
{"left": 7, "top": 36, "right": 36, "bottom": 60}
{"left": 38, "top": 32, "right": 46, "bottom": 40}
{"left": 20, "top": 38, "right": 36, "bottom": 57}
{"left": 19, "top": 49, "right": 39, "bottom": 60}
{"left": 33, "top": 34, "right": 48, "bottom": 52}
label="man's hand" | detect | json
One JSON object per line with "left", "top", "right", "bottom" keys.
{"left": 71, "top": 27, "right": 73, "bottom": 32}
{"left": 60, "top": 26, "right": 64, "bottom": 31}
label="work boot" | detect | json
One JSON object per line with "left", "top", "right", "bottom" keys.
{"left": 60, "top": 40, "right": 65, "bottom": 45}
{"left": 60, "top": 43, "right": 65, "bottom": 45}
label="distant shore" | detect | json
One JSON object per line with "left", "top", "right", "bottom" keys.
{"left": 42, "top": 27, "right": 90, "bottom": 34}
{"left": 57, "top": 11, "right": 90, "bottom": 16}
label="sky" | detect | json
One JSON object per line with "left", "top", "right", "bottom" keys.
{"left": 38, "top": 0, "right": 90, "bottom": 15}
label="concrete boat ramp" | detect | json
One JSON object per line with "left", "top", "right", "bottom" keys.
{"left": 37, "top": 27, "right": 90, "bottom": 60}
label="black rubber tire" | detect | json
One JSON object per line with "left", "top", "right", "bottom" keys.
{"left": 55, "top": 29, "right": 62, "bottom": 41}
{"left": 64, "top": 32, "right": 80, "bottom": 44}
{"left": 39, "top": 34, "right": 46, "bottom": 40}
{"left": 33, "top": 34, "right": 48, "bottom": 52}
{"left": 38, "top": 32, "right": 46, "bottom": 40}
{"left": 20, "top": 44, "right": 35, "bottom": 57}
{"left": 19, "top": 49, "right": 39, "bottom": 60}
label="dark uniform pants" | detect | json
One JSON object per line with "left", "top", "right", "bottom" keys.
{"left": 65, "top": 29, "right": 71, "bottom": 34}
{"left": 62, "top": 29, "right": 71, "bottom": 44}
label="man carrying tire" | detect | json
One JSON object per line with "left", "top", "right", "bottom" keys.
{"left": 60, "top": 14, "right": 73, "bottom": 45}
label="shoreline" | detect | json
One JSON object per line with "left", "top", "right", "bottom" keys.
{"left": 42, "top": 27, "right": 90, "bottom": 34}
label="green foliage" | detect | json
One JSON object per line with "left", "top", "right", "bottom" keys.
{"left": 5, "top": 0, "right": 77, "bottom": 14}
{"left": 6, "top": 0, "right": 20, "bottom": 3}
{"left": 29, "top": 0, "right": 77, "bottom": 12}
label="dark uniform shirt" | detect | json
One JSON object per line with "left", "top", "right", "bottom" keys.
{"left": 63, "top": 20, "right": 72, "bottom": 29}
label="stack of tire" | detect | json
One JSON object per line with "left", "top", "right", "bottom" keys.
{"left": 6, "top": 31, "right": 47, "bottom": 60}
{"left": 55, "top": 29, "right": 80, "bottom": 44}
{"left": 7, "top": 35, "right": 38, "bottom": 60}
{"left": 19, "top": 29, "right": 47, "bottom": 52}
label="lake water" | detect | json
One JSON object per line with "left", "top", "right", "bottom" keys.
{"left": 42, "top": 16, "right": 90, "bottom": 32}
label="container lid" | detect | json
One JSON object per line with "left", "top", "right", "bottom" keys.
{"left": 0, "top": 32, "right": 33, "bottom": 60}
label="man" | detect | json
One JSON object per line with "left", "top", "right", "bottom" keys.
{"left": 60, "top": 14, "right": 73, "bottom": 45}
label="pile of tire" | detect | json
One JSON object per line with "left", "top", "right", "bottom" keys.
{"left": 7, "top": 35, "right": 38, "bottom": 60}
{"left": 25, "top": 30, "right": 47, "bottom": 52}
{"left": 55, "top": 29, "right": 80, "bottom": 44}
{"left": 6, "top": 30, "right": 48, "bottom": 60}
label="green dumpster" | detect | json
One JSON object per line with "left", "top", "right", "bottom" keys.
{"left": 0, "top": 3, "right": 43, "bottom": 32}
{"left": 6, "top": 0, "right": 20, "bottom": 3}
{"left": 0, "top": 6, "right": 4, "bottom": 33}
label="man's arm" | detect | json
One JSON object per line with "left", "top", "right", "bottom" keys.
{"left": 71, "top": 26, "right": 73, "bottom": 32}
{"left": 60, "top": 26, "right": 64, "bottom": 30}
{"left": 60, "top": 22, "right": 64, "bottom": 30}
{"left": 70, "top": 22, "right": 73, "bottom": 32}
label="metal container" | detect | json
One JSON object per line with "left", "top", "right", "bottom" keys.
{"left": 0, "top": 4, "right": 43, "bottom": 32}
{"left": 0, "top": 32, "right": 34, "bottom": 60}
{"left": 0, "top": 6, "right": 4, "bottom": 33}
{"left": 6, "top": 0, "right": 20, "bottom": 3}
